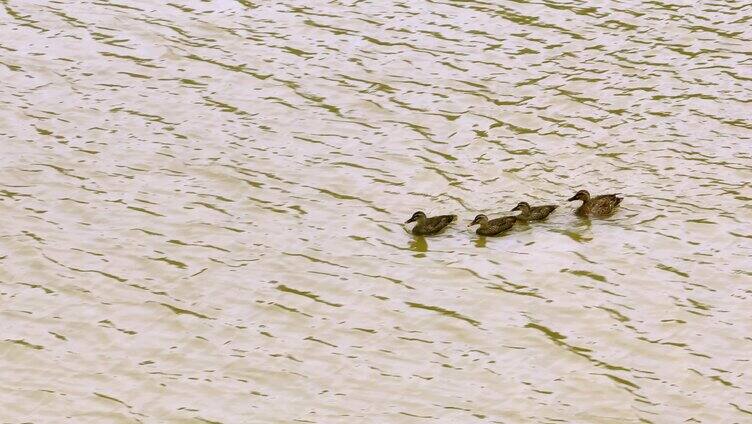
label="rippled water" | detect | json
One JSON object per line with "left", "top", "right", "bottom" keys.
{"left": 2, "top": 1, "right": 751, "bottom": 422}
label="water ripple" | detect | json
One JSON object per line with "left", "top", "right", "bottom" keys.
{"left": 1, "top": 0, "right": 750, "bottom": 422}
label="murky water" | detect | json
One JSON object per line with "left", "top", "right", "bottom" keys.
{"left": 1, "top": 0, "right": 751, "bottom": 422}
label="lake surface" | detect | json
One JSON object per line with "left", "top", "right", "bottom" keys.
{"left": 1, "top": 1, "right": 751, "bottom": 422}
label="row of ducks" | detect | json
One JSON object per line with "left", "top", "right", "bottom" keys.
{"left": 405, "top": 190, "right": 623, "bottom": 236}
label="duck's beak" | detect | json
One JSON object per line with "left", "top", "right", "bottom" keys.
{"left": 567, "top": 194, "right": 578, "bottom": 201}
{"left": 405, "top": 216, "right": 416, "bottom": 223}
{"left": 468, "top": 218, "right": 479, "bottom": 227}
{"left": 511, "top": 204, "right": 520, "bottom": 212}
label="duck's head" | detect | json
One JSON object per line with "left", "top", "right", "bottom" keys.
{"left": 405, "top": 211, "right": 426, "bottom": 224}
{"left": 511, "top": 201, "right": 530, "bottom": 212}
{"left": 469, "top": 214, "right": 488, "bottom": 227}
{"left": 567, "top": 190, "right": 590, "bottom": 202}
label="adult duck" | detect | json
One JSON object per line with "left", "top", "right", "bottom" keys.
{"left": 405, "top": 211, "right": 457, "bottom": 235}
{"left": 468, "top": 214, "right": 516, "bottom": 236}
{"left": 511, "top": 201, "right": 557, "bottom": 221}
{"left": 567, "top": 190, "right": 622, "bottom": 217}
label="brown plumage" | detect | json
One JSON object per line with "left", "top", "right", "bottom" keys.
{"left": 405, "top": 211, "right": 457, "bottom": 235}
{"left": 511, "top": 201, "right": 557, "bottom": 221}
{"left": 468, "top": 214, "right": 516, "bottom": 236}
{"left": 567, "top": 190, "right": 623, "bottom": 217}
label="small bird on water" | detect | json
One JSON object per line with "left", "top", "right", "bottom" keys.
{"left": 567, "top": 189, "right": 622, "bottom": 217}
{"left": 405, "top": 211, "right": 457, "bottom": 235}
{"left": 468, "top": 214, "right": 516, "bottom": 236}
{"left": 511, "top": 201, "right": 557, "bottom": 221}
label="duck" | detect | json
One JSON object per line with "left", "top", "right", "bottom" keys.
{"left": 468, "top": 214, "right": 516, "bottom": 236}
{"left": 511, "top": 201, "right": 557, "bottom": 221}
{"left": 567, "top": 190, "right": 622, "bottom": 217}
{"left": 405, "top": 211, "right": 457, "bottom": 235}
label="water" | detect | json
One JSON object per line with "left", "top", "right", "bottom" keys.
{"left": 1, "top": 1, "right": 751, "bottom": 422}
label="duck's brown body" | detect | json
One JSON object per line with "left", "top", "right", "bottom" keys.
{"left": 469, "top": 214, "right": 516, "bottom": 236}
{"left": 568, "top": 190, "right": 622, "bottom": 217}
{"left": 406, "top": 211, "right": 457, "bottom": 235}
{"left": 512, "top": 202, "right": 557, "bottom": 221}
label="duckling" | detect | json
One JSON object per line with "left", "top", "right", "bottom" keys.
{"left": 405, "top": 211, "right": 457, "bottom": 235}
{"left": 567, "top": 190, "right": 622, "bottom": 217}
{"left": 511, "top": 201, "right": 557, "bottom": 221}
{"left": 468, "top": 214, "right": 516, "bottom": 236}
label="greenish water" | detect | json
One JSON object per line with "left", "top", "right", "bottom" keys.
{"left": 1, "top": 1, "right": 751, "bottom": 423}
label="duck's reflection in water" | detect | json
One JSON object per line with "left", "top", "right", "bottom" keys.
{"left": 409, "top": 235, "right": 428, "bottom": 255}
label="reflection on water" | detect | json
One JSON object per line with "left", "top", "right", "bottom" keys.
{"left": 408, "top": 236, "right": 428, "bottom": 254}
{"left": 1, "top": 0, "right": 751, "bottom": 422}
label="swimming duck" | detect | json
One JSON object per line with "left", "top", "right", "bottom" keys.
{"left": 511, "top": 201, "right": 557, "bottom": 221}
{"left": 567, "top": 190, "right": 622, "bottom": 217}
{"left": 405, "top": 211, "right": 457, "bottom": 235}
{"left": 468, "top": 214, "right": 516, "bottom": 236}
